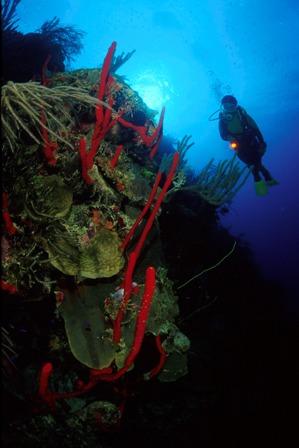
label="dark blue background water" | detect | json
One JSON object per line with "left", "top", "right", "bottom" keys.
{"left": 17, "top": 0, "right": 299, "bottom": 301}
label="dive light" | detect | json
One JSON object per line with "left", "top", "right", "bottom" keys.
{"left": 229, "top": 141, "right": 238, "bottom": 151}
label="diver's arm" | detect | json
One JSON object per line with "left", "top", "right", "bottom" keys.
{"left": 243, "top": 111, "right": 265, "bottom": 143}
{"left": 218, "top": 118, "right": 232, "bottom": 141}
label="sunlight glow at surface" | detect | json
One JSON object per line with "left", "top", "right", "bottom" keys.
{"left": 131, "top": 70, "right": 174, "bottom": 111}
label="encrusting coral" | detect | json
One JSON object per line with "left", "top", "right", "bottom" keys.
{"left": 2, "top": 29, "right": 249, "bottom": 431}
{"left": 1, "top": 40, "right": 191, "bottom": 424}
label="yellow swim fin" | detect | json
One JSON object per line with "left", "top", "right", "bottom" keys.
{"left": 266, "top": 179, "right": 279, "bottom": 187}
{"left": 255, "top": 180, "right": 268, "bottom": 196}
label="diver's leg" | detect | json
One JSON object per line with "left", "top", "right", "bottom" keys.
{"left": 260, "top": 165, "right": 279, "bottom": 186}
{"left": 260, "top": 164, "right": 273, "bottom": 181}
{"left": 252, "top": 158, "right": 268, "bottom": 195}
{"left": 252, "top": 163, "right": 262, "bottom": 181}
{"left": 259, "top": 159, "right": 279, "bottom": 185}
{"left": 254, "top": 157, "right": 273, "bottom": 181}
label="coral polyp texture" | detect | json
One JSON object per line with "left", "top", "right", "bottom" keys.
{"left": 1, "top": 41, "right": 190, "bottom": 423}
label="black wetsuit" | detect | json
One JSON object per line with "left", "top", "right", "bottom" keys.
{"left": 219, "top": 106, "right": 272, "bottom": 182}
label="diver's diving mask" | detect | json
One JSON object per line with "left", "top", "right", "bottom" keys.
{"left": 222, "top": 102, "right": 238, "bottom": 112}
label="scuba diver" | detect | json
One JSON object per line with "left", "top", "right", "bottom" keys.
{"left": 218, "top": 95, "right": 279, "bottom": 196}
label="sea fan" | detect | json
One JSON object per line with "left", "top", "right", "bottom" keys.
{"left": 37, "top": 17, "right": 85, "bottom": 66}
{"left": 1, "top": 0, "right": 21, "bottom": 32}
{"left": 1, "top": 2, "right": 85, "bottom": 82}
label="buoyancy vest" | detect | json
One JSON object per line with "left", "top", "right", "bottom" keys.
{"left": 221, "top": 106, "right": 251, "bottom": 137}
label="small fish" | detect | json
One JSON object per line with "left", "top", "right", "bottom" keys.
{"left": 110, "top": 282, "right": 138, "bottom": 301}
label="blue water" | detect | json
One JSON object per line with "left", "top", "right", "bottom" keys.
{"left": 17, "top": 0, "right": 299, "bottom": 301}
